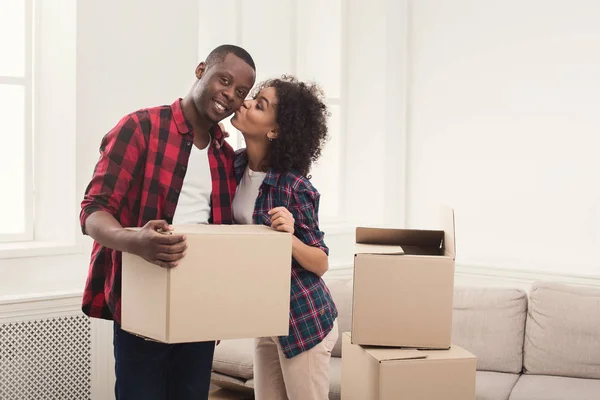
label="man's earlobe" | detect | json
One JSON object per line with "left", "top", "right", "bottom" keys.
{"left": 195, "top": 62, "right": 207, "bottom": 79}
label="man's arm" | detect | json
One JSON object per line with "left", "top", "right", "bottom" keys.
{"left": 85, "top": 211, "right": 138, "bottom": 253}
{"left": 86, "top": 212, "right": 187, "bottom": 268}
{"left": 81, "top": 114, "right": 187, "bottom": 268}
{"left": 80, "top": 114, "right": 144, "bottom": 232}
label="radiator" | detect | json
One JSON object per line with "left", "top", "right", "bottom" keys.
{"left": 0, "top": 294, "right": 93, "bottom": 400}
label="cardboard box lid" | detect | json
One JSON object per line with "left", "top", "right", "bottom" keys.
{"left": 343, "top": 333, "right": 427, "bottom": 362}
{"left": 418, "top": 345, "right": 476, "bottom": 361}
{"left": 343, "top": 334, "right": 475, "bottom": 363}
{"left": 366, "top": 348, "right": 428, "bottom": 363}
{"left": 355, "top": 206, "right": 455, "bottom": 258}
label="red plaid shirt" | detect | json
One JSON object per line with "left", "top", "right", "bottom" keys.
{"left": 80, "top": 99, "right": 236, "bottom": 323}
{"left": 234, "top": 149, "right": 338, "bottom": 358}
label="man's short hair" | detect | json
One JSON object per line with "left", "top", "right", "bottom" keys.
{"left": 205, "top": 44, "right": 256, "bottom": 71}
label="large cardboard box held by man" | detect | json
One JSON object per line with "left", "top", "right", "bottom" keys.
{"left": 341, "top": 333, "right": 476, "bottom": 400}
{"left": 121, "top": 224, "right": 292, "bottom": 343}
{"left": 351, "top": 207, "right": 456, "bottom": 348}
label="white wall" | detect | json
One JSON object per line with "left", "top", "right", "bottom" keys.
{"left": 407, "top": 0, "right": 600, "bottom": 277}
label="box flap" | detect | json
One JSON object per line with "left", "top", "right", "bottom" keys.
{"left": 366, "top": 347, "right": 428, "bottom": 362}
{"left": 355, "top": 227, "right": 443, "bottom": 256}
{"left": 441, "top": 206, "right": 456, "bottom": 258}
{"left": 355, "top": 243, "right": 404, "bottom": 255}
{"left": 343, "top": 334, "right": 428, "bottom": 362}
{"left": 355, "top": 227, "right": 444, "bottom": 246}
{"left": 418, "top": 345, "right": 476, "bottom": 361}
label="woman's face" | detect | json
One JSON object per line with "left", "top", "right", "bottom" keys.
{"left": 231, "top": 86, "right": 279, "bottom": 140}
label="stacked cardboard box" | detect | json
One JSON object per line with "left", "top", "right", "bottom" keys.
{"left": 341, "top": 207, "right": 477, "bottom": 399}
{"left": 121, "top": 224, "right": 293, "bottom": 343}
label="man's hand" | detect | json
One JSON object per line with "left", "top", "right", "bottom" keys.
{"left": 129, "top": 220, "right": 187, "bottom": 268}
{"left": 268, "top": 207, "right": 295, "bottom": 234}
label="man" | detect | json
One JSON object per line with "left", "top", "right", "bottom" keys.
{"left": 80, "top": 45, "right": 256, "bottom": 399}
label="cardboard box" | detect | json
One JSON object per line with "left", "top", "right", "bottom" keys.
{"left": 121, "top": 224, "right": 292, "bottom": 343}
{"left": 351, "top": 207, "right": 456, "bottom": 348}
{"left": 341, "top": 333, "right": 476, "bottom": 400}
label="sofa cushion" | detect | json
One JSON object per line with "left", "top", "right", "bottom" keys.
{"left": 210, "top": 371, "right": 253, "bottom": 394}
{"left": 213, "top": 338, "right": 255, "bottom": 380}
{"left": 509, "top": 374, "right": 600, "bottom": 400}
{"left": 452, "top": 286, "right": 527, "bottom": 373}
{"left": 475, "top": 371, "right": 519, "bottom": 400}
{"left": 323, "top": 275, "right": 353, "bottom": 358}
{"left": 524, "top": 281, "right": 600, "bottom": 379}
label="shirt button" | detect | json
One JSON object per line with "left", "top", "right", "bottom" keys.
{"left": 186, "top": 141, "right": 192, "bottom": 147}
{"left": 181, "top": 165, "right": 186, "bottom": 172}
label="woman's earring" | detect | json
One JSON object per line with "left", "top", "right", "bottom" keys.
{"left": 268, "top": 137, "right": 273, "bottom": 142}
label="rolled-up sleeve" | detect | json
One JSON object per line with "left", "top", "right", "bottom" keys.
{"left": 291, "top": 189, "right": 329, "bottom": 255}
{"left": 80, "top": 115, "right": 145, "bottom": 234}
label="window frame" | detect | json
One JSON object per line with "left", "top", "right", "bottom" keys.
{"left": 0, "top": 0, "right": 35, "bottom": 243}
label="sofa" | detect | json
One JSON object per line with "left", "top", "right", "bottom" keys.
{"left": 211, "top": 276, "right": 600, "bottom": 399}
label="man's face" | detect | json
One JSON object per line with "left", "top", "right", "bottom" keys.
{"left": 192, "top": 53, "right": 256, "bottom": 124}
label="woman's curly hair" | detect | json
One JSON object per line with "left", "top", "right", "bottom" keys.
{"left": 253, "top": 75, "right": 329, "bottom": 178}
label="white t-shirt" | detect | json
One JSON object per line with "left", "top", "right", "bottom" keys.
{"left": 232, "top": 166, "right": 267, "bottom": 225}
{"left": 172, "top": 141, "right": 212, "bottom": 224}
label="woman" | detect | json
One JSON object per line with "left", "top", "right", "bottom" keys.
{"left": 230, "top": 76, "right": 339, "bottom": 400}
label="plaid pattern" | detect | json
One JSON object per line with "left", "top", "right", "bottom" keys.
{"left": 80, "top": 99, "right": 236, "bottom": 323}
{"left": 234, "top": 149, "right": 338, "bottom": 358}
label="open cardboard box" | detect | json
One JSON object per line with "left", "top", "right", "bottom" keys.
{"left": 351, "top": 207, "right": 456, "bottom": 348}
{"left": 341, "top": 332, "right": 476, "bottom": 400}
{"left": 121, "top": 224, "right": 292, "bottom": 343}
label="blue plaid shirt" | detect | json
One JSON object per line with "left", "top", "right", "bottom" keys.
{"left": 234, "top": 149, "right": 338, "bottom": 358}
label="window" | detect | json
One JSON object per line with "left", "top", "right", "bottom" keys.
{"left": 0, "top": 0, "right": 78, "bottom": 256}
{"left": 295, "top": 0, "right": 344, "bottom": 221}
{"left": 0, "top": 0, "right": 33, "bottom": 242}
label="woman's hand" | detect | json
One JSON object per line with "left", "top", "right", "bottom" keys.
{"left": 214, "top": 122, "right": 230, "bottom": 149}
{"left": 269, "top": 207, "right": 295, "bottom": 234}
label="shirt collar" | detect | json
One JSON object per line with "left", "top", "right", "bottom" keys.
{"left": 171, "top": 99, "right": 192, "bottom": 135}
{"left": 235, "top": 149, "right": 279, "bottom": 186}
{"left": 171, "top": 98, "right": 225, "bottom": 144}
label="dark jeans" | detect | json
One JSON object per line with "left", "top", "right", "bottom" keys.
{"left": 113, "top": 323, "right": 215, "bottom": 400}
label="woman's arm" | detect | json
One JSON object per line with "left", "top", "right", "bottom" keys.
{"left": 291, "top": 235, "right": 328, "bottom": 276}
{"left": 269, "top": 188, "right": 330, "bottom": 277}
